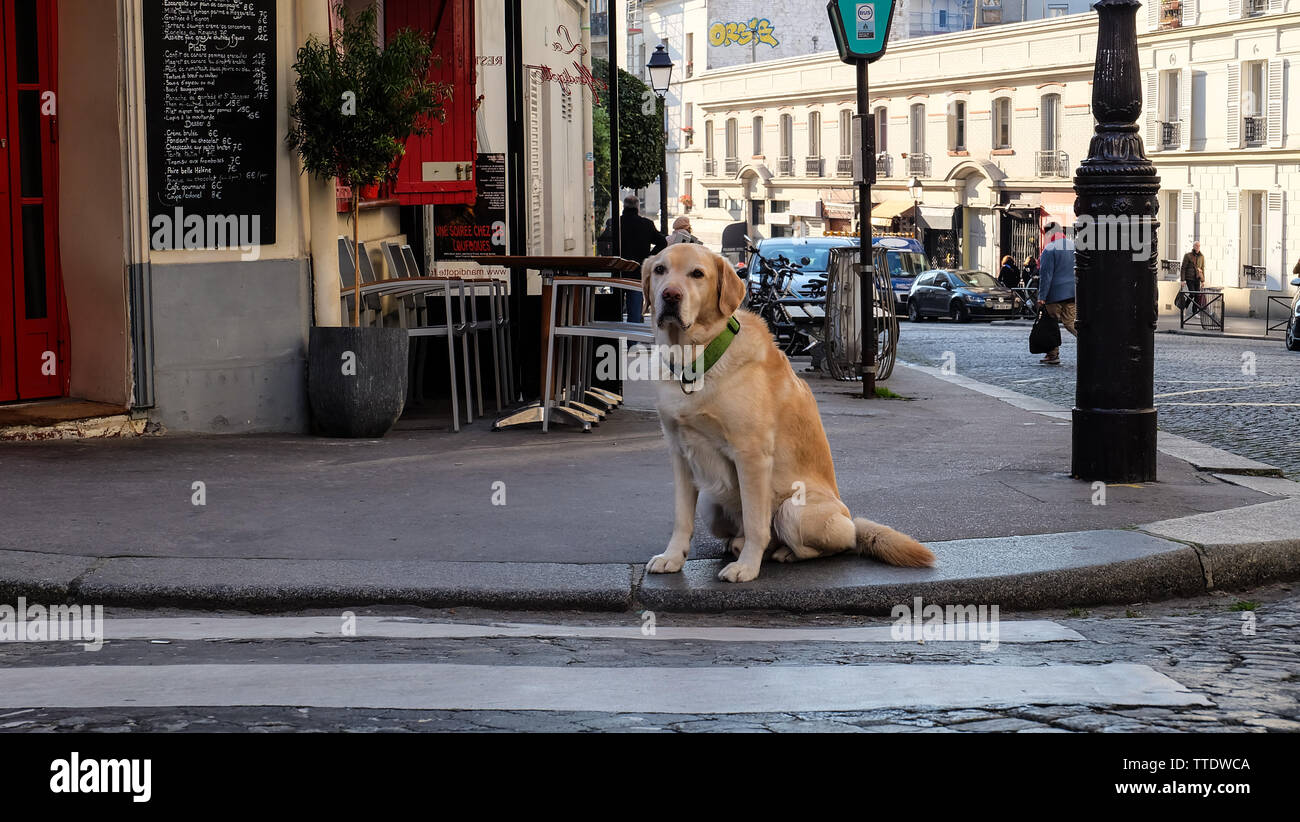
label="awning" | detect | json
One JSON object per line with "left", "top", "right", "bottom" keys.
{"left": 819, "top": 188, "right": 855, "bottom": 203}
{"left": 918, "top": 205, "right": 954, "bottom": 231}
{"left": 822, "top": 202, "right": 855, "bottom": 220}
{"left": 871, "top": 200, "right": 914, "bottom": 226}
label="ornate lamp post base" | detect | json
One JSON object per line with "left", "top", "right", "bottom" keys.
{"left": 1071, "top": 0, "right": 1159, "bottom": 483}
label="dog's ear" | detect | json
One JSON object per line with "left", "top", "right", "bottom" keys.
{"left": 641, "top": 252, "right": 658, "bottom": 314}
{"left": 715, "top": 253, "right": 746, "bottom": 318}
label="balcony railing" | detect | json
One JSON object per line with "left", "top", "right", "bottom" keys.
{"left": 1244, "top": 115, "right": 1266, "bottom": 146}
{"left": 725, "top": 157, "right": 739, "bottom": 176}
{"left": 805, "top": 156, "right": 824, "bottom": 177}
{"left": 1035, "top": 149, "right": 1070, "bottom": 177}
{"left": 836, "top": 155, "right": 854, "bottom": 177}
{"left": 1159, "top": 259, "right": 1181, "bottom": 281}
{"left": 875, "top": 153, "right": 893, "bottom": 178}
{"left": 1242, "top": 264, "right": 1268, "bottom": 287}
{"left": 1159, "top": 120, "right": 1181, "bottom": 150}
{"left": 704, "top": 158, "right": 716, "bottom": 176}
{"left": 778, "top": 155, "right": 793, "bottom": 176}
{"left": 906, "top": 153, "right": 930, "bottom": 177}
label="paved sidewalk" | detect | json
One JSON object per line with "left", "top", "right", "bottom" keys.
{"left": 1, "top": 364, "right": 1297, "bottom": 611}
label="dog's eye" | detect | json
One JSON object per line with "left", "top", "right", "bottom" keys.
{"left": 653, "top": 265, "right": 666, "bottom": 275}
{"left": 689, "top": 269, "right": 705, "bottom": 279}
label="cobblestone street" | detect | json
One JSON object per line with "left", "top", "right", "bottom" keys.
{"left": 1, "top": 586, "right": 1297, "bottom": 733}
{"left": 895, "top": 321, "right": 1300, "bottom": 479}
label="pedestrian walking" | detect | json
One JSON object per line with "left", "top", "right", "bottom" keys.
{"left": 617, "top": 195, "right": 667, "bottom": 322}
{"left": 998, "top": 255, "right": 1022, "bottom": 289}
{"left": 1035, "top": 223, "right": 1077, "bottom": 365}
{"left": 1181, "top": 241, "right": 1205, "bottom": 314}
{"left": 666, "top": 216, "right": 700, "bottom": 246}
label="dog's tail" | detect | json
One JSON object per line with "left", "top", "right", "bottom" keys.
{"left": 852, "top": 518, "right": 936, "bottom": 568}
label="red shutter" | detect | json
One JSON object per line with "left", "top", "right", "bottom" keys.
{"left": 385, "top": 0, "right": 476, "bottom": 206}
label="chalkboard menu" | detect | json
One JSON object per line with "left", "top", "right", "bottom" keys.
{"left": 143, "top": 0, "right": 277, "bottom": 246}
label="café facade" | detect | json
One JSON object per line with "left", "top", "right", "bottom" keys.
{"left": 8, "top": 0, "right": 599, "bottom": 434}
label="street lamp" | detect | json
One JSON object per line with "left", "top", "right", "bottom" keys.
{"left": 647, "top": 45, "right": 675, "bottom": 235}
{"left": 908, "top": 175, "right": 923, "bottom": 240}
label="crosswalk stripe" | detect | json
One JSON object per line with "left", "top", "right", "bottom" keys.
{"left": 93, "top": 617, "right": 1084, "bottom": 644}
{"left": 0, "top": 662, "right": 1208, "bottom": 713}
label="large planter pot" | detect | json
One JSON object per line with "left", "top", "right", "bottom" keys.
{"left": 308, "top": 326, "right": 409, "bottom": 438}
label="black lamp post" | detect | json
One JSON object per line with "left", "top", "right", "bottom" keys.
{"left": 908, "top": 175, "right": 922, "bottom": 240}
{"left": 647, "top": 45, "right": 675, "bottom": 236}
{"left": 1072, "top": 0, "right": 1160, "bottom": 482}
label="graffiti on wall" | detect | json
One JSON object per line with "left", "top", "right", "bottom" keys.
{"left": 708, "top": 18, "right": 779, "bottom": 48}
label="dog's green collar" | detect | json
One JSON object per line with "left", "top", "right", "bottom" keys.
{"left": 681, "top": 315, "right": 741, "bottom": 390}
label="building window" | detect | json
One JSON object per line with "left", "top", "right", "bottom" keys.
{"left": 685, "top": 33, "right": 694, "bottom": 78}
{"left": 1041, "top": 94, "right": 1061, "bottom": 151}
{"left": 770, "top": 200, "right": 789, "bottom": 213}
{"left": 1163, "top": 191, "right": 1180, "bottom": 263}
{"left": 753, "top": 116, "right": 763, "bottom": 156}
{"left": 993, "top": 97, "right": 1012, "bottom": 149}
{"left": 839, "top": 110, "right": 853, "bottom": 157}
{"left": 1247, "top": 191, "right": 1265, "bottom": 267}
{"left": 809, "top": 111, "right": 822, "bottom": 157}
{"left": 949, "top": 100, "right": 967, "bottom": 151}
{"left": 1244, "top": 61, "right": 1267, "bottom": 146}
{"left": 1160, "top": 71, "right": 1181, "bottom": 149}
{"left": 779, "top": 113, "right": 793, "bottom": 175}
{"left": 725, "top": 118, "right": 738, "bottom": 172}
{"left": 704, "top": 120, "right": 714, "bottom": 174}
{"left": 909, "top": 104, "right": 925, "bottom": 155}
{"left": 874, "top": 106, "right": 888, "bottom": 153}
{"left": 706, "top": 189, "right": 720, "bottom": 208}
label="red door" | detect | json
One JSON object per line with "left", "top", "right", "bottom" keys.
{"left": 0, "top": 0, "right": 64, "bottom": 402}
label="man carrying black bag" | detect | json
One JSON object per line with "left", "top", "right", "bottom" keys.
{"left": 1032, "top": 223, "right": 1077, "bottom": 365}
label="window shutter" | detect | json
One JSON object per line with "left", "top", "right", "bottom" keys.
{"left": 1225, "top": 64, "right": 1241, "bottom": 149}
{"left": 1266, "top": 191, "right": 1284, "bottom": 290}
{"left": 1268, "top": 0, "right": 1283, "bottom": 12}
{"left": 1146, "top": 0, "right": 1157, "bottom": 30}
{"left": 1179, "top": 68, "right": 1192, "bottom": 149}
{"left": 526, "top": 69, "right": 545, "bottom": 255}
{"left": 1228, "top": 0, "right": 1242, "bottom": 19}
{"left": 386, "top": 0, "right": 476, "bottom": 206}
{"left": 1225, "top": 190, "right": 1240, "bottom": 286}
{"left": 948, "top": 109, "right": 957, "bottom": 151}
{"left": 1267, "top": 59, "right": 1284, "bottom": 148}
{"left": 1179, "top": 191, "right": 1197, "bottom": 257}
{"left": 1181, "top": 0, "right": 1197, "bottom": 26}
{"left": 1144, "top": 71, "right": 1158, "bottom": 150}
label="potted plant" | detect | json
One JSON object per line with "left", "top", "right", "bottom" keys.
{"left": 678, "top": 194, "right": 694, "bottom": 213}
{"left": 287, "top": 3, "right": 449, "bottom": 437}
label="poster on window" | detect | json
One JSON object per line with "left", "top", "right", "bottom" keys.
{"left": 432, "top": 153, "right": 507, "bottom": 260}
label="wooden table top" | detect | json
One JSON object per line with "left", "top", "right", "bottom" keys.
{"left": 471, "top": 255, "right": 641, "bottom": 275}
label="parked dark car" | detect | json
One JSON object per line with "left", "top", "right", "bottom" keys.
{"left": 907, "top": 269, "right": 1024, "bottom": 323}
{"left": 1286, "top": 275, "right": 1300, "bottom": 351}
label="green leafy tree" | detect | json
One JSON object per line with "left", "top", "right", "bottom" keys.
{"left": 592, "top": 57, "right": 665, "bottom": 223}
{"left": 287, "top": 3, "right": 450, "bottom": 326}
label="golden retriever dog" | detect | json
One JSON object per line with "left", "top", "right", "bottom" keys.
{"left": 641, "top": 243, "right": 936, "bottom": 582}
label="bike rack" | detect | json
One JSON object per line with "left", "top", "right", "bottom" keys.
{"left": 1265, "top": 295, "right": 1292, "bottom": 335}
{"left": 1179, "top": 290, "right": 1224, "bottom": 331}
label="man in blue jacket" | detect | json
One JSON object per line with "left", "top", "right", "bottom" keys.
{"left": 1035, "top": 222, "right": 1077, "bottom": 365}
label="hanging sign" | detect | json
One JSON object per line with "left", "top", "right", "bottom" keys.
{"left": 826, "top": 0, "right": 895, "bottom": 64}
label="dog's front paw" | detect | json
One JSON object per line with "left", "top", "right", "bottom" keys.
{"left": 646, "top": 552, "right": 686, "bottom": 574}
{"left": 717, "top": 561, "right": 759, "bottom": 583}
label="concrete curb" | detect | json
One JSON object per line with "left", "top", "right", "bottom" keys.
{"left": 4, "top": 515, "right": 1297, "bottom": 613}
